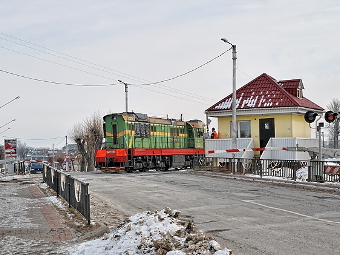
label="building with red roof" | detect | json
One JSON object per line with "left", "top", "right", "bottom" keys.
{"left": 205, "top": 73, "right": 324, "bottom": 151}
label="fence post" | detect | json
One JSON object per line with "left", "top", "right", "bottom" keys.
{"left": 68, "top": 176, "right": 71, "bottom": 208}
{"left": 85, "top": 183, "right": 90, "bottom": 225}
{"left": 293, "top": 163, "right": 297, "bottom": 181}
{"left": 56, "top": 169, "right": 59, "bottom": 197}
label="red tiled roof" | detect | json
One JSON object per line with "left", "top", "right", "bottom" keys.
{"left": 279, "top": 79, "right": 303, "bottom": 89}
{"left": 206, "top": 73, "right": 323, "bottom": 111}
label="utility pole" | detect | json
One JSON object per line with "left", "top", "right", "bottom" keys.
{"left": 118, "top": 80, "right": 129, "bottom": 113}
{"left": 65, "top": 135, "right": 69, "bottom": 171}
{"left": 221, "top": 38, "right": 237, "bottom": 174}
{"left": 221, "top": 38, "right": 237, "bottom": 150}
{"left": 231, "top": 43, "right": 237, "bottom": 150}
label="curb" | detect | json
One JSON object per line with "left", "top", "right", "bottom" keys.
{"left": 189, "top": 170, "right": 340, "bottom": 194}
{"left": 34, "top": 180, "right": 111, "bottom": 242}
{"left": 79, "top": 224, "right": 110, "bottom": 241}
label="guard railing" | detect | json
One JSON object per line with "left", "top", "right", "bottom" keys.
{"left": 193, "top": 157, "right": 340, "bottom": 183}
{"left": 42, "top": 164, "right": 90, "bottom": 224}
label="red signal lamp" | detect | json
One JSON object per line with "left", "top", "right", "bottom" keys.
{"left": 325, "top": 111, "right": 338, "bottom": 123}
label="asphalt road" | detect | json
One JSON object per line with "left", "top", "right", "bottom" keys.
{"left": 70, "top": 170, "right": 340, "bottom": 255}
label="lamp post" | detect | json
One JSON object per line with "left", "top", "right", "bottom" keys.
{"left": 0, "top": 127, "right": 10, "bottom": 135}
{"left": 221, "top": 38, "right": 237, "bottom": 150}
{"left": 0, "top": 96, "right": 20, "bottom": 109}
{"left": 0, "top": 119, "right": 16, "bottom": 129}
{"left": 118, "top": 80, "right": 129, "bottom": 113}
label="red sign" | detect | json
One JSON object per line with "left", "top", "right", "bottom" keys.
{"left": 4, "top": 139, "right": 17, "bottom": 159}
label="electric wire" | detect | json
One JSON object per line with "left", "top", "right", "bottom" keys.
{"left": 0, "top": 47, "right": 230, "bottom": 102}
{"left": 1, "top": 34, "right": 208, "bottom": 99}
{"left": 0, "top": 68, "right": 119, "bottom": 87}
{"left": 0, "top": 33, "right": 225, "bottom": 101}
{"left": 129, "top": 83, "right": 214, "bottom": 104}
{"left": 2, "top": 135, "right": 65, "bottom": 141}
{"left": 0, "top": 33, "right": 145, "bottom": 83}
{"left": 134, "top": 49, "right": 231, "bottom": 86}
{"left": 0, "top": 45, "right": 121, "bottom": 85}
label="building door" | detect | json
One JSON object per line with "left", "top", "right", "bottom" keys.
{"left": 259, "top": 118, "right": 275, "bottom": 148}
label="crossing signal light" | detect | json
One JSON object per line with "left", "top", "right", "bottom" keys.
{"left": 325, "top": 111, "right": 338, "bottom": 123}
{"left": 304, "top": 111, "right": 318, "bottom": 123}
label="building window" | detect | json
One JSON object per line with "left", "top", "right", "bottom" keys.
{"left": 238, "top": 121, "right": 251, "bottom": 138}
{"left": 297, "top": 89, "right": 302, "bottom": 98}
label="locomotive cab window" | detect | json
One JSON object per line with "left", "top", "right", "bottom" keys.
{"left": 128, "top": 123, "right": 134, "bottom": 131}
{"left": 134, "top": 123, "right": 150, "bottom": 138}
{"left": 195, "top": 128, "right": 203, "bottom": 137}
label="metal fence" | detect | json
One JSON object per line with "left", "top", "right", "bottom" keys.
{"left": 42, "top": 164, "right": 90, "bottom": 224}
{"left": 0, "top": 160, "right": 26, "bottom": 174}
{"left": 14, "top": 161, "right": 26, "bottom": 174}
{"left": 193, "top": 157, "right": 340, "bottom": 183}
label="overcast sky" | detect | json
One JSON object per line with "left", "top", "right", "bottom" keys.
{"left": 1, "top": 0, "right": 339, "bottom": 148}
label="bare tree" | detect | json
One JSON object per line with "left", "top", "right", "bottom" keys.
{"left": 54, "top": 154, "right": 65, "bottom": 169}
{"left": 0, "top": 145, "right": 4, "bottom": 160}
{"left": 326, "top": 98, "right": 340, "bottom": 149}
{"left": 69, "top": 112, "right": 103, "bottom": 171}
{"left": 16, "top": 140, "right": 29, "bottom": 160}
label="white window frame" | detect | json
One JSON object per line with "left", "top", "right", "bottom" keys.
{"left": 230, "top": 120, "right": 251, "bottom": 138}
{"left": 238, "top": 120, "right": 251, "bottom": 138}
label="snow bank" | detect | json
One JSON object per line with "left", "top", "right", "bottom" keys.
{"left": 69, "top": 207, "right": 232, "bottom": 255}
{"left": 296, "top": 167, "right": 308, "bottom": 182}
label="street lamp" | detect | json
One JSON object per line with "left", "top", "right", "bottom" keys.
{"left": 0, "top": 127, "right": 10, "bottom": 135}
{"left": 0, "top": 96, "right": 20, "bottom": 109}
{"left": 0, "top": 119, "right": 16, "bottom": 129}
{"left": 118, "top": 80, "right": 129, "bottom": 113}
{"left": 221, "top": 38, "right": 237, "bottom": 150}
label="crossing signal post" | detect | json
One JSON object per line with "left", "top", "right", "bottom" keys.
{"left": 303, "top": 110, "right": 339, "bottom": 178}
{"left": 303, "top": 111, "right": 324, "bottom": 166}
{"left": 324, "top": 111, "right": 338, "bottom": 123}
{"left": 304, "top": 110, "right": 339, "bottom": 124}
{"left": 304, "top": 111, "right": 318, "bottom": 123}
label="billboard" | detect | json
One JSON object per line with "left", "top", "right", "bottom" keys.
{"left": 4, "top": 139, "right": 17, "bottom": 159}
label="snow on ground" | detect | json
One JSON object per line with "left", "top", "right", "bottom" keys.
{"left": 296, "top": 167, "right": 308, "bottom": 182}
{"left": 66, "top": 207, "right": 231, "bottom": 255}
{"left": 245, "top": 167, "right": 309, "bottom": 182}
{"left": 0, "top": 174, "right": 40, "bottom": 229}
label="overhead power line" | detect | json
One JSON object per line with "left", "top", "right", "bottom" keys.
{"left": 0, "top": 49, "right": 231, "bottom": 88}
{"left": 0, "top": 44, "right": 216, "bottom": 101}
{"left": 0, "top": 33, "right": 145, "bottom": 83}
{"left": 135, "top": 49, "right": 231, "bottom": 86}
{"left": 0, "top": 45, "right": 123, "bottom": 83}
{"left": 0, "top": 33, "right": 230, "bottom": 103}
{"left": 3, "top": 135, "right": 65, "bottom": 141}
{"left": 0, "top": 69, "right": 119, "bottom": 87}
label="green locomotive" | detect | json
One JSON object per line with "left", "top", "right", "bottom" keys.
{"left": 95, "top": 112, "right": 205, "bottom": 172}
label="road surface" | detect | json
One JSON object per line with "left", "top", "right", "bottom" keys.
{"left": 70, "top": 170, "right": 340, "bottom": 255}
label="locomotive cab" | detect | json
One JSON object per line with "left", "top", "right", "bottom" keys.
{"left": 186, "top": 120, "right": 205, "bottom": 149}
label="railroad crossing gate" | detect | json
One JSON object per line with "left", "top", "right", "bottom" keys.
{"left": 324, "top": 165, "right": 340, "bottom": 174}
